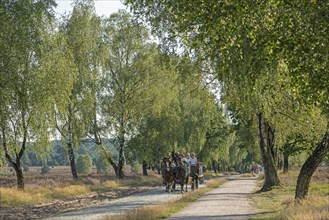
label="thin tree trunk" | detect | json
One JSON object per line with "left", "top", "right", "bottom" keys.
{"left": 283, "top": 153, "right": 289, "bottom": 173}
{"left": 257, "top": 112, "right": 281, "bottom": 191}
{"left": 98, "top": 144, "right": 118, "bottom": 176}
{"left": 1, "top": 122, "right": 25, "bottom": 190}
{"left": 277, "top": 154, "right": 283, "bottom": 170}
{"left": 142, "top": 160, "right": 148, "bottom": 176}
{"left": 117, "top": 122, "right": 125, "bottom": 178}
{"left": 212, "top": 160, "right": 217, "bottom": 173}
{"left": 68, "top": 107, "right": 78, "bottom": 180}
{"left": 295, "top": 131, "right": 329, "bottom": 201}
{"left": 92, "top": 97, "right": 118, "bottom": 176}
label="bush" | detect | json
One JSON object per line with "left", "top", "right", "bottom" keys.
{"left": 76, "top": 155, "right": 93, "bottom": 174}
{"left": 41, "top": 164, "right": 50, "bottom": 174}
{"left": 95, "top": 156, "right": 110, "bottom": 174}
{"left": 23, "top": 164, "right": 29, "bottom": 172}
{"left": 131, "top": 161, "right": 140, "bottom": 174}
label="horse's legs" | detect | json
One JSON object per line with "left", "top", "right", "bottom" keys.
{"left": 196, "top": 176, "right": 199, "bottom": 189}
{"left": 185, "top": 177, "right": 188, "bottom": 192}
{"left": 169, "top": 181, "right": 174, "bottom": 193}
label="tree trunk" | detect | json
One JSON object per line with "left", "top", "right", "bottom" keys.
{"left": 117, "top": 123, "right": 125, "bottom": 178}
{"left": 277, "top": 154, "right": 283, "bottom": 170}
{"left": 98, "top": 145, "right": 118, "bottom": 176}
{"left": 257, "top": 112, "right": 281, "bottom": 191}
{"left": 283, "top": 153, "right": 289, "bottom": 173}
{"left": 68, "top": 109, "right": 78, "bottom": 180}
{"left": 1, "top": 122, "right": 25, "bottom": 190}
{"left": 212, "top": 160, "right": 217, "bottom": 173}
{"left": 92, "top": 104, "right": 118, "bottom": 176}
{"left": 142, "top": 160, "right": 148, "bottom": 176}
{"left": 12, "top": 162, "right": 24, "bottom": 190}
{"left": 295, "top": 131, "right": 329, "bottom": 201}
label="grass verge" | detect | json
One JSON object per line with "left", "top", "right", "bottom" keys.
{"left": 104, "top": 178, "right": 227, "bottom": 220}
{"left": 250, "top": 167, "right": 329, "bottom": 220}
{"left": 0, "top": 174, "right": 162, "bottom": 207}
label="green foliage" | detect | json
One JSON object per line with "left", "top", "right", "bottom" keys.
{"left": 76, "top": 154, "right": 93, "bottom": 174}
{"left": 130, "top": 161, "right": 140, "bottom": 174}
{"left": 100, "top": 11, "right": 180, "bottom": 177}
{"left": 41, "top": 164, "right": 51, "bottom": 174}
{"left": 125, "top": 1, "right": 329, "bottom": 195}
{"left": 94, "top": 156, "right": 110, "bottom": 174}
{"left": 0, "top": 0, "right": 71, "bottom": 188}
{"left": 23, "top": 164, "right": 29, "bottom": 172}
{"left": 126, "top": 54, "right": 223, "bottom": 165}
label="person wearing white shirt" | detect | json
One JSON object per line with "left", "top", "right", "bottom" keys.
{"left": 190, "top": 153, "right": 198, "bottom": 166}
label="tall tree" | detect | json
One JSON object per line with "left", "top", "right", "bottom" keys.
{"left": 0, "top": 0, "right": 72, "bottom": 189}
{"left": 55, "top": 0, "right": 102, "bottom": 180}
{"left": 101, "top": 11, "right": 170, "bottom": 178}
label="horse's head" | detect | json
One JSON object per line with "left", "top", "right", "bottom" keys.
{"left": 164, "top": 160, "right": 171, "bottom": 171}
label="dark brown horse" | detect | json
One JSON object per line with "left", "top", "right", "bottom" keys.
{"left": 190, "top": 165, "right": 199, "bottom": 190}
{"left": 174, "top": 166, "right": 189, "bottom": 193}
{"left": 172, "top": 153, "right": 189, "bottom": 193}
{"left": 161, "top": 158, "right": 175, "bottom": 193}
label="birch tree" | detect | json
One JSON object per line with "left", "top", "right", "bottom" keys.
{"left": 0, "top": 0, "right": 72, "bottom": 189}
{"left": 55, "top": 0, "right": 102, "bottom": 180}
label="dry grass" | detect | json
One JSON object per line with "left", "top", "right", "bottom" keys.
{"left": 251, "top": 166, "right": 329, "bottom": 220}
{"left": 104, "top": 178, "right": 227, "bottom": 220}
{"left": 240, "top": 172, "right": 257, "bottom": 178}
{"left": 204, "top": 172, "right": 224, "bottom": 178}
{"left": 0, "top": 172, "right": 162, "bottom": 208}
{"left": 0, "top": 184, "right": 90, "bottom": 207}
{"left": 278, "top": 196, "right": 329, "bottom": 220}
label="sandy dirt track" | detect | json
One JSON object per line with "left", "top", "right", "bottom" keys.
{"left": 44, "top": 176, "right": 258, "bottom": 220}
{"left": 166, "top": 177, "right": 259, "bottom": 220}
{"left": 44, "top": 187, "right": 184, "bottom": 220}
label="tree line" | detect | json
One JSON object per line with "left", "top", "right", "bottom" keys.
{"left": 0, "top": 0, "right": 244, "bottom": 190}
{"left": 124, "top": 0, "right": 329, "bottom": 202}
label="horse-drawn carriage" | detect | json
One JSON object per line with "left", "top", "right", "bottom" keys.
{"left": 161, "top": 156, "right": 204, "bottom": 193}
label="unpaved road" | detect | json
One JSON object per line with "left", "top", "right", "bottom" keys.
{"left": 44, "top": 187, "right": 183, "bottom": 220}
{"left": 44, "top": 176, "right": 258, "bottom": 220}
{"left": 166, "top": 177, "right": 259, "bottom": 220}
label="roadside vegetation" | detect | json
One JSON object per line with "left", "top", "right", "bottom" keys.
{"left": 251, "top": 167, "right": 329, "bottom": 220}
{"left": 0, "top": 171, "right": 162, "bottom": 208}
{"left": 104, "top": 178, "right": 227, "bottom": 220}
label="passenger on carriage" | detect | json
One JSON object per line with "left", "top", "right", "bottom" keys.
{"left": 184, "top": 153, "right": 191, "bottom": 165}
{"left": 181, "top": 153, "right": 190, "bottom": 174}
{"left": 190, "top": 153, "right": 198, "bottom": 166}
